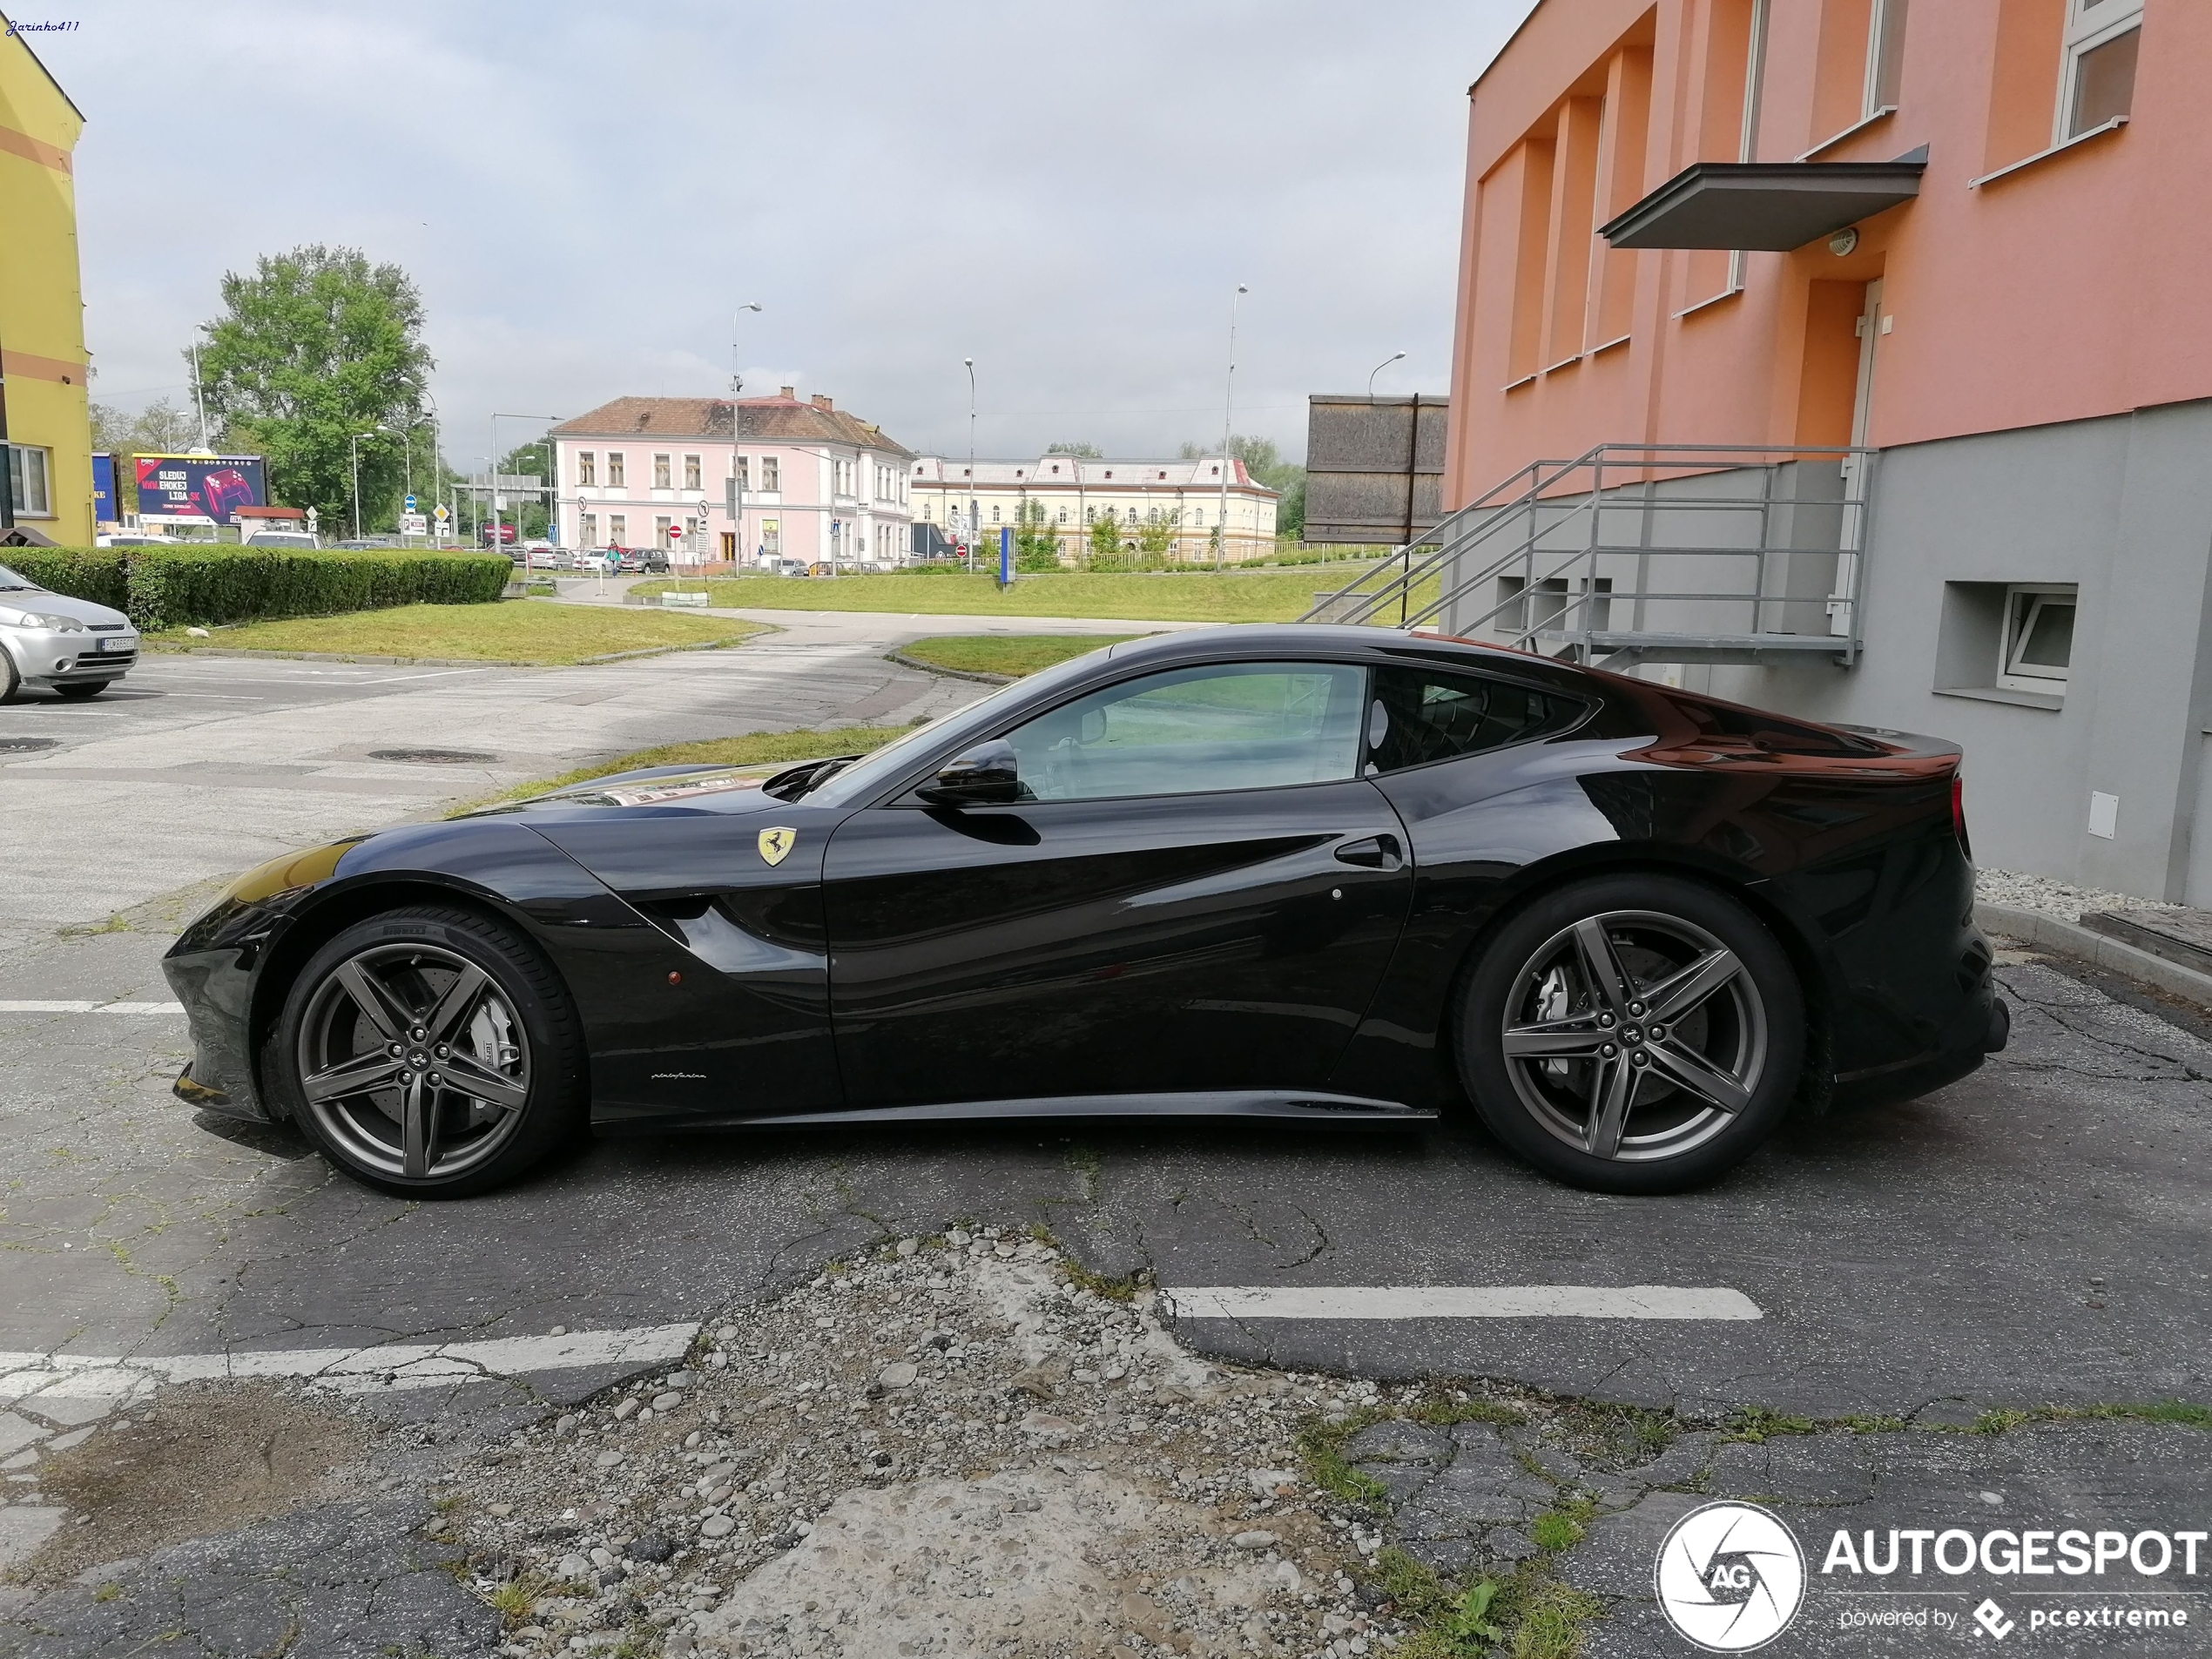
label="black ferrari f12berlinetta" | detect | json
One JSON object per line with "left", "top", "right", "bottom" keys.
{"left": 165, "top": 626, "right": 2006, "bottom": 1197}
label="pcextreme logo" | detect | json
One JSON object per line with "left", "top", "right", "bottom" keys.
{"left": 1656, "top": 1501, "right": 1807, "bottom": 1652}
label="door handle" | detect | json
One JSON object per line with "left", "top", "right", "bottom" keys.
{"left": 1333, "top": 833, "right": 1402, "bottom": 870}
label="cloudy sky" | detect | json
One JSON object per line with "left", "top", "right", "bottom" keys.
{"left": 33, "top": 0, "right": 1536, "bottom": 466}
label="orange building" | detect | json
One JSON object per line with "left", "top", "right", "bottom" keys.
{"left": 1418, "top": 0, "right": 2211, "bottom": 901}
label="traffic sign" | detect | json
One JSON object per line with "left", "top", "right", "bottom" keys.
{"left": 666, "top": 523, "right": 685, "bottom": 543}
{"left": 404, "top": 494, "right": 418, "bottom": 513}
{"left": 433, "top": 504, "right": 450, "bottom": 523}
{"left": 400, "top": 513, "right": 428, "bottom": 536}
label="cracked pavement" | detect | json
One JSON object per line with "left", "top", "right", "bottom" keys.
{"left": 3, "top": 624, "right": 2208, "bottom": 1652}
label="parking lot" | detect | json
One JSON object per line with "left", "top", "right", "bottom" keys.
{"left": 3, "top": 617, "right": 2209, "bottom": 1653}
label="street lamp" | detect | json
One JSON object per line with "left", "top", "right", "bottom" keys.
{"left": 728, "top": 304, "right": 764, "bottom": 570}
{"left": 1215, "top": 284, "right": 1248, "bottom": 569}
{"left": 349, "top": 427, "right": 390, "bottom": 542}
{"left": 1367, "top": 351, "right": 1406, "bottom": 397}
{"left": 963, "top": 357, "right": 977, "bottom": 574}
{"left": 490, "top": 413, "right": 562, "bottom": 555}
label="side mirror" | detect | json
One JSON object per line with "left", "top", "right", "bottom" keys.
{"left": 915, "top": 738, "right": 1022, "bottom": 806}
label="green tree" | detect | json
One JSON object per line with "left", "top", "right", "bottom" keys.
{"left": 1012, "top": 499, "right": 1061, "bottom": 571}
{"left": 1136, "top": 505, "right": 1180, "bottom": 560}
{"left": 1045, "top": 441, "right": 1100, "bottom": 457}
{"left": 193, "top": 245, "right": 435, "bottom": 531}
{"left": 89, "top": 398, "right": 205, "bottom": 517}
{"left": 1086, "top": 503, "right": 1127, "bottom": 566}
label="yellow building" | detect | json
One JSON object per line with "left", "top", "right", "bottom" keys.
{"left": 0, "top": 14, "right": 90, "bottom": 546}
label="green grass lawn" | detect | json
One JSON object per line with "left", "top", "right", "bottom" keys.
{"left": 631, "top": 570, "right": 1345, "bottom": 623}
{"left": 482, "top": 723, "right": 916, "bottom": 807}
{"left": 148, "top": 600, "right": 767, "bottom": 665}
{"left": 895, "top": 634, "right": 1143, "bottom": 678}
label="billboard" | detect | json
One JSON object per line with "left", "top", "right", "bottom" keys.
{"left": 91, "top": 453, "right": 118, "bottom": 525}
{"left": 132, "top": 454, "right": 268, "bottom": 523}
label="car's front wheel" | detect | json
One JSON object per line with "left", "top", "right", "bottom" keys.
{"left": 1459, "top": 874, "right": 1803, "bottom": 1194}
{"left": 271, "top": 905, "right": 587, "bottom": 1196}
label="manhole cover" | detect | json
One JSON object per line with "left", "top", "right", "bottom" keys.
{"left": 0, "top": 738, "right": 59, "bottom": 754}
{"left": 367, "top": 748, "right": 500, "bottom": 765}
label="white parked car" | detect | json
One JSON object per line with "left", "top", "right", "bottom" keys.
{"left": 240, "top": 529, "right": 320, "bottom": 550}
{"left": 0, "top": 561, "right": 139, "bottom": 702}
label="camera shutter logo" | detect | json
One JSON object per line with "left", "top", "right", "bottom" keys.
{"left": 1654, "top": 1501, "right": 1805, "bottom": 1651}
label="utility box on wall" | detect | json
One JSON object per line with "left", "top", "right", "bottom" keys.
{"left": 1303, "top": 394, "right": 1448, "bottom": 545}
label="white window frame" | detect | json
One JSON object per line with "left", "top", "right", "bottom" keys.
{"left": 1862, "top": 0, "right": 1908, "bottom": 118}
{"left": 6, "top": 443, "right": 54, "bottom": 516}
{"left": 607, "top": 453, "right": 625, "bottom": 489}
{"left": 1997, "top": 583, "right": 2077, "bottom": 692}
{"left": 577, "top": 450, "right": 597, "bottom": 487}
{"left": 653, "top": 453, "right": 672, "bottom": 489}
{"left": 2057, "top": 0, "right": 2143, "bottom": 144}
{"left": 683, "top": 454, "right": 702, "bottom": 491}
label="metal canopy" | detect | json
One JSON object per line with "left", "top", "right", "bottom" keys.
{"left": 1598, "top": 157, "right": 1925, "bottom": 251}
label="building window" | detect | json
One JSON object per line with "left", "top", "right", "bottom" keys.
{"left": 733, "top": 455, "right": 751, "bottom": 491}
{"left": 1999, "top": 583, "right": 2077, "bottom": 691}
{"left": 653, "top": 454, "right": 671, "bottom": 489}
{"left": 2060, "top": 0, "right": 2141, "bottom": 139}
{"left": 654, "top": 514, "right": 674, "bottom": 548}
{"left": 6, "top": 444, "right": 53, "bottom": 516}
{"left": 760, "top": 457, "right": 779, "bottom": 492}
{"left": 577, "top": 451, "right": 597, "bottom": 487}
{"left": 607, "top": 453, "right": 626, "bottom": 488}
{"left": 1863, "top": 0, "right": 1909, "bottom": 116}
{"left": 684, "top": 454, "right": 701, "bottom": 490}
{"left": 762, "top": 518, "right": 781, "bottom": 555}
{"left": 580, "top": 512, "right": 599, "bottom": 545}
{"left": 1056, "top": 507, "right": 1068, "bottom": 524}
{"left": 609, "top": 513, "right": 628, "bottom": 543}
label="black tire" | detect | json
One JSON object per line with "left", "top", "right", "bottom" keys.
{"left": 269, "top": 904, "right": 588, "bottom": 1197}
{"left": 0, "top": 651, "right": 17, "bottom": 705}
{"left": 1458, "top": 873, "right": 1804, "bottom": 1194}
{"left": 54, "top": 680, "right": 108, "bottom": 700}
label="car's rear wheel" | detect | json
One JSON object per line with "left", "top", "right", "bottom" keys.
{"left": 0, "top": 651, "right": 18, "bottom": 705}
{"left": 55, "top": 680, "right": 109, "bottom": 700}
{"left": 1458, "top": 873, "right": 1803, "bottom": 1194}
{"left": 271, "top": 906, "right": 587, "bottom": 1196}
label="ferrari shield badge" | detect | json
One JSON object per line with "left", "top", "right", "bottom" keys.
{"left": 758, "top": 826, "right": 798, "bottom": 867}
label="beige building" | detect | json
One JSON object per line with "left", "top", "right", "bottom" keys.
{"left": 909, "top": 455, "right": 1276, "bottom": 563}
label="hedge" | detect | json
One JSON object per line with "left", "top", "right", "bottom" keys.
{"left": 1, "top": 546, "right": 511, "bottom": 630}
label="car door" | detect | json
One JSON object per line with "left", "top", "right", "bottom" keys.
{"left": 820, "top": 659, "right": 1413, "bottom": 1108}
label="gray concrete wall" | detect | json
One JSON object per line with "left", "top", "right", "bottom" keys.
{"left": 1703, "top": 398, "right": 2212, "bottom": 901}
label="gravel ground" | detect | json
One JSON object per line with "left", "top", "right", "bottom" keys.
{"left": 448, "top": 1230, "right": 1399, "bottom": 1659}
{"left": 1974, "top": 867, "right": 2180, "bottom": 922}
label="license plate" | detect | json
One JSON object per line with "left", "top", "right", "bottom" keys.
{"left": 101, "top": 636, "right": 134, "bottom": 652}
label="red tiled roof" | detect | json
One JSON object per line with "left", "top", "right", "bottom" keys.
{"left": 553, "top": 395, "right": 913, "bottom": 458}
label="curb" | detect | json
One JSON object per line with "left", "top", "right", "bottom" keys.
{"left": 1976, "top": 900, "right": 2212, "bottom": 1008}
{"left": 884, "top": 650, "right": 1015, "bottom": 685}
{"left": 140, "top": 638, "right": 754, "bottom": 670}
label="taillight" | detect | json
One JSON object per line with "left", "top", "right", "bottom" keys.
{"left": 1951, "top": 773, "right": 1972, "bottom": 860}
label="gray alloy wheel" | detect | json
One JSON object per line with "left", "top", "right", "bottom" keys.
{"left": 1499, "top": 910, "right": 1766, "bottom": 1163}
{"left": 1460, "top": 873, "right": 1803, "bottom": 1193}
{"left": 293, "top": 940, "right": 535, "bottom": 1183}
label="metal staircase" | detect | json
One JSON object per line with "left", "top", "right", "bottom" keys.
{"left": 1300, "top": 442, "right": 1875, "bottom": 669}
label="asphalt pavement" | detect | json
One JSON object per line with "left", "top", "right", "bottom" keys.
{"left": 3, "top": 606, "right": 2208, "bottom": 1653}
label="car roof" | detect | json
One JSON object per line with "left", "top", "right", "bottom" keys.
{"left": 1098, "top": 624, "right": 1602, "bottom": 695}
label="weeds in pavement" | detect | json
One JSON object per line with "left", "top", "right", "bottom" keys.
{"left": 1296, "top": 1408, "right": 1393, "bottom": 1508}
{"left": 1973, "top": 1400, "right": 2210, "bottom": 1434}
{"left": 1721, "top": 1406, "right": 1818, "bottom": 1444}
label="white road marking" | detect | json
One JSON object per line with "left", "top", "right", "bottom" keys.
{"left": 0, "top": 1000, "right": 184, "bottom": 1015}
{"left": 0, "top": 1322, "right": 698, "bottom": 1401}
{"left": 1164, "top": 1285, "right": 1764, "bottom": 1321}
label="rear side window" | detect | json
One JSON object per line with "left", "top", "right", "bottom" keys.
{"left": 1366, "top": 666, "right": 1581, "bottom": 773}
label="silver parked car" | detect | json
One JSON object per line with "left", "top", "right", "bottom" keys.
{"left": 0, "top": 562, "right": 140, "bottom": 702}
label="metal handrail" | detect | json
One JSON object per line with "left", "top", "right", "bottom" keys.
{"left": 1298, "top": 441, "right": 1877, "bottom": 666}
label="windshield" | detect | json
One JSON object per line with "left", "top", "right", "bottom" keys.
{"left": 0, "top": 563, "right": 32, "bottom": 591}
{"left": 804, "top": 648, "right": 1119, "bottom": 808}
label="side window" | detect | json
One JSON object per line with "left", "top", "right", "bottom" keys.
{"left": 1366, "top": 666, "right": 1581, "bottom": 772}
{"left": 1005, "top": 663, "right": 1366, "bottom": 802}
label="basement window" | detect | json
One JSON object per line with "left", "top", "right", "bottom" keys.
{"left": 1999, "top": 583, "right": 2076, "bottom": 691}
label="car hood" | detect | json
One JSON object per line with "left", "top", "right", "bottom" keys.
{"left": 464, "top": 761, "right": 806, "bottom": 820}
{"left": 0, "top": 588, "right": 132, "bottom": 630}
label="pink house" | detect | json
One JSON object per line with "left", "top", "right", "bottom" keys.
{"left": 1430, "top": 0, "right": 2211, "bottom": 900}
{"left": 552, "top": 390, "right": 914, "bottom": 568}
